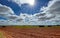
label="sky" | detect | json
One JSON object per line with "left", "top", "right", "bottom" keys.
{"left": 0, "top": 0, "right": 50, "bottom": 15}
{"left": 0, "top": 0, "right": 60, "bottom": 25}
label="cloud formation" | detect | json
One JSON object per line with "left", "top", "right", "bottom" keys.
{"left": 0, "top": 0, "right": 60, "bottom": 25}
{"left": 0, "top": 4, "right": 14, "bottom": 18}
{"left": 35, "top": 0, "right": 60, "bottom": 25}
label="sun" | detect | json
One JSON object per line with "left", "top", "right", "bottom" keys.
{"left": 28, "top": 0, "right": 35, "bottom": 5}
{"left": 20, "top": 0, "right": 35, "bottom": 6}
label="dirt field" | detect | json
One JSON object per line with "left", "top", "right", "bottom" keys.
{"left": 0, "top": 26, "right": 60, "bottom": 38}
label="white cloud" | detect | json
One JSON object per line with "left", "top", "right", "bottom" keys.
{"left": 0, "top": 4, "right": 15, "bottom": 18}
{"left": 0, "top": 4, "right": 20, "bottom": 21}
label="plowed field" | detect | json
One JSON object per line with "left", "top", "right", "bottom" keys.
{"left": 0, "top": 26, "right": 60, "bottom": 38}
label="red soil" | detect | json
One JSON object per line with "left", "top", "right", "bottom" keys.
{"left": 0, "top": 27, "right": 60, "bottom": 38}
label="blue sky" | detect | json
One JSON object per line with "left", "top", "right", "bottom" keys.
{"left": 0, "top": 0, "right": 60, "bottom": 25}
{"left": 0, "top": 0, "right": 50, "bottom": 15}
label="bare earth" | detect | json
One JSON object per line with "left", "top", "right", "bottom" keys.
{"left": 0, "top": 27, "right": 60, "bottom": 38}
